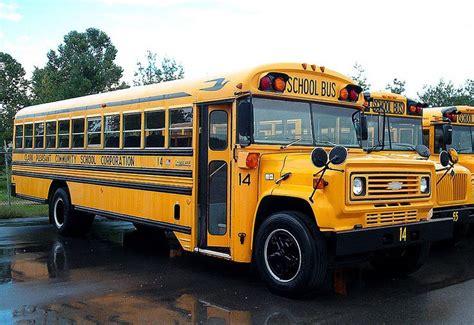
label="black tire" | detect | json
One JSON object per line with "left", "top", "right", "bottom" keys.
{"left": 255, "top": 211, "right": 327, "bottom": 298}
{"left": 371, "top": 242, "right": 430, "bottom": 277}
{"left": 49, "top": 187, "right": 94, "bottom": 236}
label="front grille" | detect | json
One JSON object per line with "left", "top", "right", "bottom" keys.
{"left": 351, "top": 173, "right": 428, "bottom": 202}
{"left": 437, "top": 172, "right": 468, "bottom": 203}
{"left": 366, "top": 210, "right": 417, "bottom": 227}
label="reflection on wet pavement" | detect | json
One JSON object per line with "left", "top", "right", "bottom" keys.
{"left": 1, "top": 217, "right": 474, "bottom": 324}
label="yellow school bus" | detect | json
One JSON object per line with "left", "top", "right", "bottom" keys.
{"left": 423, "top": 106, "right": 474, "bottom": 222}
{"left": 11, "top": 63, "right": 451, "bottom": 297}
{"left": 363, "top": 92, "right": 472, "bottom": 233}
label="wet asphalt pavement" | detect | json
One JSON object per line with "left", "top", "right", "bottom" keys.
{"left": 1, "top": 218, "right": 474, "bottom": 324}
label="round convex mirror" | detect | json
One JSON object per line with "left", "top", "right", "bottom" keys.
{"left": 329, "top": 146, "right": 348, "bottom": 165}
{"left": 311, "top": 147, "right": 328, "bottom": 168}
{"left": 439, "top": 150, "right": 450, "bottom": 167}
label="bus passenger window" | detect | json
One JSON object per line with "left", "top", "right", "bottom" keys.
{"left": 58, "top": 120, "right": 70, "bottom": 148}
{"left": 34, "top": 122, "right": 44, "bottom": 149}
{"left": 104, "top": 114, "right": 120, "bottom": 148}
{"left": 24, "top": 124, "right": 33, "bottom": 148}
{"left": 169, "top": 107, "right": 193, "bottom": 148}
{"left": 145, "top": 110, "right": 165, "bottom": 148}
{"left": 209, "top": 110, "right": 228, "bottom": 150}
{"left": 123, "top": 113, "right": 142, "bottom": 148}
{"left": 87, "top": 117, "right": 102, "bottom": 146}
{"left": 15, "top": 125, "right": 23, "bottom": 149}
{"left": 72, "top": 118, "right": 85, "bottom": 148}
{"left": 46, "top": 121, "right": 57, "bottom": 148}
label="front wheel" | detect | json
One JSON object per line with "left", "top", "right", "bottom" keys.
{"left": 370, "top": 242, "right": 430, "bottom": 277}
{"left": 255, "top": 211, "right": 327, "bottom": 298}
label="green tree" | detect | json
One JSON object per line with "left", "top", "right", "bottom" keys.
{"left": 385, "top": 78, "right": 406, "bottom": 95}
{"left": 417, "top": 79, "right": 470, "bottom": 106}
{"left": 133, "top": 50, "right": 184, "bottom": 86}
{"left": 0, "top": 52, "right": 30, "bottom": 146}
{"left": 350, "top": 62, "right": 371, "bottom": 90}
{"left": 31, "top": 28, "right": 125, "bottom": 104}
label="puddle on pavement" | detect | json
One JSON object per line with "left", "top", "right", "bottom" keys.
{"left": 1, "top": 217, "right": 474, "bottom": 323}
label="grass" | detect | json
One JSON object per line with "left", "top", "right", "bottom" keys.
{"left": 0, "top": 172, "right": 48, "bottom": 218}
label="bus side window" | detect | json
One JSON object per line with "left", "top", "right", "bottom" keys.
{"left": 123, "top": 113, "right": 142, "bottom": 148}
{"left": 145, "top": 110, "right": 165, "bottom": 148}
{"left": 169, "top": 107, "right": 193, "bottom": 148}
{"left": 34, "top": 122, "right": 44, "bottom": 149}
{"left": 46, "top": 121, "right": 57, "bottom": 148}
{"left": 15, "top": 124, "right": 23, "bottom": 149}
{"left": 104, "top": 114, "right": 120, "bottom": 148}
{"left": 87, "top": 116, "right": 102, "bottom": 147}
{"left": 72, "top": 118, "right": 85, "bottom": 148}
{"left": 24, "top": 124, "right": 33, "bottom": 148}
{"left": 58, "top": 120, "right": 70, "bottom": 148}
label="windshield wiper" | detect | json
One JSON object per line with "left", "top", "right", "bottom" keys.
{"left": 455, "top": 147, "right": 472, "bottom": 153}
{"left": 280, "top": 138, "right": 302, "bottom": 149}
{"left": 314, "top": 139, "right": 337, "bottom": 146}
{"left": 392, "top": 143, "right": 417, "bottom": 150}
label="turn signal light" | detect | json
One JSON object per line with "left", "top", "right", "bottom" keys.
{"left": 313, "top": 177, "right": 327, "bottom": 189}
{"left": 246, "top": 153, "right": 260, "bottom": 169}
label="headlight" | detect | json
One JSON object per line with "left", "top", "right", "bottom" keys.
{"left": 420, "top": 177, "right": 430, "bottom": 194}
{"left": 353, "top": 177, "right": 365, "bottom": 196}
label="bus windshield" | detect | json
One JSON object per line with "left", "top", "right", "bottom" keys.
{"left": 252, "top": 97, "right": 360, "bottom": 147}
{"left": 448, "top": 125, "right": 474, "bottom": 153}
{"left": 366, "top": 115, "right": 423, "bottom": 151}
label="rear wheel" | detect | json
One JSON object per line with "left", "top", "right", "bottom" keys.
{"left": 49, "top": 187, "right": 94, "bottom": 236}
{"left": 255, "top": 211, "right": 327, "bottom": 298}
{"left": 370, "top": 242, "right": 430, "bottom": 276}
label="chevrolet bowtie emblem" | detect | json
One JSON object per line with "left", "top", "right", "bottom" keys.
{"left": 387, "top": 181, "right": 403, "bottom": 190}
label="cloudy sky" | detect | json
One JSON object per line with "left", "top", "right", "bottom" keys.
{"left": 1, "top": 0, "right": 473, "bottom": 98}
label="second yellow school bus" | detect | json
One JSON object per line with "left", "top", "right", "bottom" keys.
{"left": 363, "top": 91, "right": 472, "bottom": 232}
{"left": 423, "top": 106, "right": 474, "bottom": 222}
{"left": 11, "top": 63, "right": 451, "bottom": 297}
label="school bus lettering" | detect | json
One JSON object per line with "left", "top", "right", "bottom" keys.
{"left": 399, "top": 227, "right": 407, "bottom": 242}
{"left": 371, "top": 99, "right": 405, "bottom": 115}
{"left": 457, "top": 113, "right": 473, "bottom": 124}
{"left": 55, "top": 154, "right": 76, "bottom": 164}
{"left": 80, "top": 155, "right": 96, "bottom": 165}
{"left": 239, "top": 173, "right": 251, "bottom": 186}
{"left": 286, "top": 77, "right": 336, "bottom": 98}
{"left": 24, "top": 154, "right": 33, "bottom": 162}
{"left": 35, "top": 154, "right": 52, "bottom": 163}
{"left": 453, "top": 211, "right": 459, "bottom": 222}
{"left": 101, "top": 155, "right": 135, "bottom": 167}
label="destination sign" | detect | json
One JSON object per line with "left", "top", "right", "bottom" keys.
{"left": 368, "top": 99, "right": 405, "bottom": 115}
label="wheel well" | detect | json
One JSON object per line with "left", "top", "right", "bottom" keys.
{"left": 254, "top": 195, "right": 317, "bottom": 239}
{"left": 47, "top": 180, "right": 68, "bottom": 204}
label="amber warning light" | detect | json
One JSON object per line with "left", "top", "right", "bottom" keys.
{"left": 259, "top": 73, "right": 289, "bottom": 93}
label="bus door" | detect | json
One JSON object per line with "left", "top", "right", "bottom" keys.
{"left": 198, "top": 103, "right": 232, "bottom": 250}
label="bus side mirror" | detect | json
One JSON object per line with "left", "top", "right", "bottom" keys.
{"left": 360, "top": 115, "right": 368, "bottom": 141}
{"left": 237, "top": 99, "right": 252, "bottom": 146}
{"left": 442, "top": 124, "right": 453, "bottom": 145}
